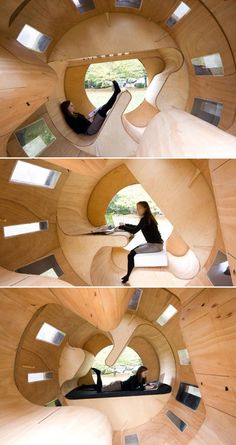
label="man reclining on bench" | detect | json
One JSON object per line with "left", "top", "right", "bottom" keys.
{"left": 60, "top": 80, "right": 121, "bottom": 136}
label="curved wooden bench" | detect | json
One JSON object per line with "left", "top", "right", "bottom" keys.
{"left": 46, "top": 90, "right": 138, "bottom": 157}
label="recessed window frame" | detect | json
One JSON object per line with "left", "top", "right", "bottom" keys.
{"left": 191, "top": 53, "right": 224, "bottom": 76}
{"left": 166, "top": 410, "right": 187, "bottom": 432}
{"left": 156, "top": 304, "right": 178, "bottom": 326}
{"left": 27, "top": 371, "right": 54, "bottom": 383}
{"left": 36, "top": 322, "right": 66, "bottom": 346}
{"left": 10, "top": 160, "right": 61, "bottom": 189}
{"left": 191, "top": 98, "right": 224, "bottom": 127}
{"left": 166, "top": 1, "right": 191, "bottom": 28}
{"left": 115, "top": 0, "right": 142, "bottom": 9}
{"left": 17, "top": 24, "right": 52, "bottom": 53}
{"left": 3, "top": 221, "right": 48, "bottom": 238}
{"left": 16, "top": 255, "right": 63, "bottom": 278}
{"left": 71, "top": 0, "right": 95, "bottom": 13}
{"left": 176, "top": 382, "right": 201, "bottom": 410}
{"left": 128, "top": 288, "right": 143, "bottom": 311}
{"left": 14, "top": 118, "right": 56, "bottom": 157}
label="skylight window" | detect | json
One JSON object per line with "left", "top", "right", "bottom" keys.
{"left": 176, "top": 383, "right": 201, "bottom": 410}
{"left": 36, "top": 322, "right": 66, "bottom": 346}
{"left": 128, "top": 288, "right": 143, "bottom": 310}
{"left": 178, "top": 349, "right": 191, "bottom": 365}
{"left": 10, "top": 161, "right": 61, "bottom": 189}
{"left": 191, "top": 53, "right": 224, "bottom": 76}
{"left": 156, "top": 304, "right": 178, "bottom": 326}
{"left": 3, "top": 221, "right": 48, "bottom": 238}
{"left": 166, "top": 2, "right": 191, "bottom": 27}
{"left": 28, "top": 372, "right": 53, "bottom": 383}
{"left": 116, "top": 0, "right": 142, "bottom": 9}
{"left": 17, "top": 24, "right": 52, "bottom": 53}
{"left": 72, "top": 0, "right": 95, "bottom": 13}
{"left": 15, "top": 118, "right": 56, "bottom": 157}
{"left": 191, "top": 98, "right": 223, "bottom": 126}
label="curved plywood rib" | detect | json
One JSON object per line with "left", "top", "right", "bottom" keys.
{"left": 145, "top": 48, "right": 184, "bottom": 109}
{"left": 59, "top": 344, "right": 94, "bottom": 396}
{"left": 0, "top": 265, "right": 72, "bottom": 287}
{"left": 137, "top": 109, "right": 236, "bottom": 158}
{"left": 46, "top": 85, "right": 138, "bottom": 157}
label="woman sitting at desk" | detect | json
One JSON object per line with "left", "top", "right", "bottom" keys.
{"left": 119, "top": 201, "right": 164, "bottom": 283}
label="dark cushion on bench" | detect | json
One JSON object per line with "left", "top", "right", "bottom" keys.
{"left": 66, "top": 383, "right": 172, "bottom": 400}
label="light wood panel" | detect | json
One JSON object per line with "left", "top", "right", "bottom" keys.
{"left": 0, "top": 37, "right": 56, "bottom": 156}
{"left": 209, "top": 159, "right": 236, "bottom": 285}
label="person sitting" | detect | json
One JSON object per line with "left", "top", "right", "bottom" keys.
{"left": 65, "top": 366, "right": 148, "bottom": 398}
{"left": 60, "top": 80, "right": 121, "bottom": 136}
{"left": 119, "top": 201, "right": 164, "bottom": 283}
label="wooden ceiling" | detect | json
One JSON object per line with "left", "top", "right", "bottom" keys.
{"left": 0, "top": 0, "right": 235, "bottom": 63}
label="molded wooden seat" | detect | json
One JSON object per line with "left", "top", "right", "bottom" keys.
{"left": 46, "top": 90, "right": 138, "bottom": 157}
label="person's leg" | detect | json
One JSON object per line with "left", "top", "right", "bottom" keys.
{"left": 91, "top": 367, "right": 102, "bottom": 392}
{"left": 98, "top": 81, "right": 121, "bottom": 117}
{"left": 121, "top": 248, "right": 137, "bottom": 283}
{"left": 135, "top": 243, "right": 163, "bottom": 254}
{"left": 121, "top": 243, "right": 163, "bottom": 283}
{"left": 102, "top": 381, "right": 122, "bottom": 392}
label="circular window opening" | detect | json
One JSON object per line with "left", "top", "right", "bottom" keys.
{"left": 105, "top": 184, "right": 173, "bottom": 242}
{"left": 93, "top": 345, "right": 143, "bottom": 385}
{"left": 85, "top": 59, "right": 147, "bottom": 113}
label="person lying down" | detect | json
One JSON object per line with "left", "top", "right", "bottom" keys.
{"left": 65, "top": 366, "right": 172, "bottom": 399}
{"left": 60, "top": 80, "right": 121, "bottom": 136}
{"left": 66, "top": 366, "right": 148, "bottom": 398}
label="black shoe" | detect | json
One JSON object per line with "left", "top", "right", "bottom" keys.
{"left": 91, "top": 367, "right": 101, "bottom": 375}
{"left": 112, "top": 80, "right": 121, "bottom": 94}
{"left": 121, "top": 275, "right": 129, "bottom": 283}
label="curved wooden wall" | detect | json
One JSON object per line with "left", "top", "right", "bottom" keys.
{"left": 0, "top": 158, "right": 228, "bottom": 287}
{"left": 1, "top": 287, "right": 236, "bottom": 443}
{"left": 0, "top": 1, "right": 235, "bottom": 156}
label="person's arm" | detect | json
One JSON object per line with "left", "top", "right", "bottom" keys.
{"left": 119, "top": 218, "right": 144, "bottom": 234}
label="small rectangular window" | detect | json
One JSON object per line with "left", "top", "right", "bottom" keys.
{"left": 3, "top": 221, "right": 48, "bottom": 238}
{"left": 16, "top": 255, "right": 63, "bottom": 278}
{"left": 28, "top": 372, "right": 53, "bottom": 383}
{"left": 191, "top": 98, "right": 223, "bottom": 126}
{"left": 15, "top": 118, "right": 56, "bottom": 157}
{"left": 176, "top": 383, "right": 201, "bottom": 410}
{"left": 178, "top": 349, "right": 191, "bottom": 365}
{"left": 128, "top": 289, "right": 143, "bottom": 310}
{"left": 36, "top": 322, "right": 66, "bottom": 346}
{"left": 156, "top": 304, "right": 178, "bottom": 326}
{"left": 10, "top": 161, "right": 61, "bottom": 189}
{"left": 191, "top": 53, "right": 224, "bottom": 76}
{"left": 166, "top": 410, "right": 187, "bottom": 432}
{"left": 17, "top": 24, "right": 52, "bottom": 53}
{"left": 166, "top": 2, "right": 191, "bottom": 28}
{"left": 207, "top": 250, "right": 232, "bottom": 286}
{"left": 72, "top": 0, "right": 95, "bottom": 13}
{"left": 125, "top": 434, "right": 140, "bottom": 445}
{"left": 116, "top": 0, "right": 142, "bottom": 9}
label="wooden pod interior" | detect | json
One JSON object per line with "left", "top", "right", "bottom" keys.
{"left": 0, "top": 158, "right": 235, "bottom": 287}
{"left": 0, "top": 0, "right": 236, "bottom": 157}
{"left": 0, "top": 287, "right": 235, "bottom": 444}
